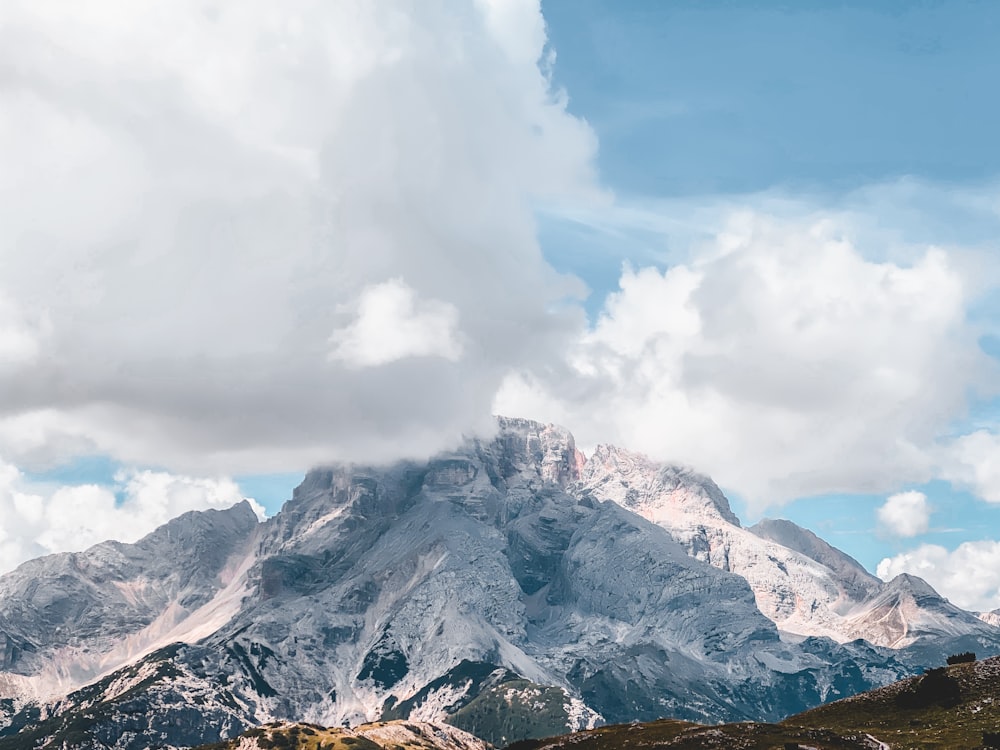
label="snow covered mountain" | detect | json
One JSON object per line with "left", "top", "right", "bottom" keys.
{"left": 0, "top": 418, "right": 995, "bottom": 749}
{"left": 577, "top": 443, "right": 999, "bottom": 649}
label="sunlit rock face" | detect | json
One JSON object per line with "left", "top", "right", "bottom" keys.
{"left": 1, "top": 418, "right": 997, "bottom": 749}
{"left": 578, "top": 447, "right": 997, "bottom": 650}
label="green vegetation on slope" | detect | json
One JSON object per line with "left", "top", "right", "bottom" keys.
{"left": 196, "top": 722, "right": 382, "bottom": 750}
{"left": 194, "top": 720, "right": 491, "bottom": 750}
{"left": 447, "top": 678, "right": 572, "bottom": 747}
{"left": 788, "top": 654, "right": 1000, "bottom": 749}
{"left": 501, "top": 718, "right": 874, "bottom": 750}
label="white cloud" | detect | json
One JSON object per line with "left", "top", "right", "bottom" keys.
{"left": 329, "top": 279, "right": 463, "bottom": 368}
{"left": 877, "top": 490, "right": 931, "bottom": 537}
{"left": 0, "top": 0, "right": 598, "bottom": 475}
{"left": 0, "top": 459, "right": 260, "bottom": 575}
{"left": 2, "top": 0, "right": 999, "bottom": 530}
{"left": 941, "top": 430, "right": 1000, "bottom": 503}
{"left": 878, "top": 541, "right": 1000, "bottom": 612}
{"left": 496, "top": 210, "right": 998, "bottom": 505}
{"left": 0, "top": 294, "right": 48, "bottom": 368}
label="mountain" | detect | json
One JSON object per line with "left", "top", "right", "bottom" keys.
{"left": 504, "top": 654, "right": 1000, "bottom": 749}
{"left": 577, "top": 445, "right": 881, "bottom": 642}
{"left": 577, "top": 444, "right": 1000, "bottom": 652}
{"left": 0, "top": 502, "right": 259, "bottom": 715}
{"left": 0, "top": 417, "right": 994, "bottom": 749}
{"left": 842, "top": 573, "right": 1000, "bottom": 653}
{"left": 748, "top": 518, "right": 882, "bottom": 605}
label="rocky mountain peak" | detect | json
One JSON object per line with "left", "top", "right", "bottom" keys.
{"left": 578, "top": 444, "right": 741, "bottom": 527}
{"left": 492, "top": 416, "right": 584, "bottom": 486}
{"left": 882, "top": 573, "right": 940, "bottom": 599}
{"left": 4, "top": 417, "right": 1000, "bottom": 749}
{"left": 842, "top": 572, "right": 995, "bottom": 649}
{"left": 139, "top": 500, "right": 259, "bottom": 551}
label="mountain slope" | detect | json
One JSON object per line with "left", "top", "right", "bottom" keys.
{"left": 576, "top": 445, "right": 883, "bottom": 642}
{"left": 0, "top": 502, "right": 259, "bottom": 719}
{"left": 748, "top": 518, "right": 879, "bottom": 603}
{"left": 790, "top": 653, "right": 1000, "bottom": 749}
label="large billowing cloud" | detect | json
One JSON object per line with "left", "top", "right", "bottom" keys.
{"left": 497, "top": 209, "right": 998, "bottom": 505}
{"left": 0, "top": 0, "right": 599, "bottom": 475}
{"left": 4, "top": 0, "right": 1000, "bottom": 588}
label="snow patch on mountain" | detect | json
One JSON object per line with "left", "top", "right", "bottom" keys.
{"left": 979, "top": 609, "right": 1000, "bottom": 628}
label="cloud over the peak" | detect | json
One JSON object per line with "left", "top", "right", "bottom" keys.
{"left": 497, "top": 209, "right": 998, "bottom": 505}
{"left": 3, "top": 0, "right": 1000, "bottom": 528}
{"left": 0, "top": 0, "right": 599, "bottom": 474}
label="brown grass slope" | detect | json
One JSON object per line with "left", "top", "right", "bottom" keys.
{"left": 500, "top": 718, "right": 876, "bottom": 750}
{"left": 193, "top": 719, "right": 493, "bottom": 750}
{"left": 501, "top": 655, "right": 1000, "bottom": 749}
{"left": 788, "top": 654, "right": 1000, "bottom": 749}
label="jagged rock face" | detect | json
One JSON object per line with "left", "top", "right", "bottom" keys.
{"left": 0, "top": 418, "right": 990, "bottom": 749}
{"left": 189, "top": 420, "right": 821, "bottom": 733}
{"left": 749, "top": 518, "right": 881, "bottom": 605}
{"left": 579, "top": 445, "right": 741, "bottom": 527}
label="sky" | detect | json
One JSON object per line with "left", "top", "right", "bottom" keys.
{"left": 2, "top": 0, "right": 1000, "bottom": 611}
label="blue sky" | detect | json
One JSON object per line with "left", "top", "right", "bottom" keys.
{"left": 537, "top": 0, "right": 1000, "bottom": 575}
{"left": 4, "top": 0, "right": 1000, "bottom": 609}
{"left": 544, "top": 0, "right": 1000, "bottom": 196}
{"left": 540, "top": 0, "right": 1000, "bottom": 311}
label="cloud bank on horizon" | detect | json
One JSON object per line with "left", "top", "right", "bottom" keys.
{"left": 2, "top": 0, "right": 1000, "bottom": 599}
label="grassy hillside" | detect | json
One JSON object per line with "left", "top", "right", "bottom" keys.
{"left": 196, "top": 722, "right": 382, "bottom": 750}
{"left": 788, "top": 654, "right": 1000, "bottom": 749}
{"left": 500, "top": 718, "right": 874, "bottom": 749}
{"left": 194, "top": 720, "right": 492, "bottom": 750}
{"left": 502, "top": 656, "right": 1000, "bottom": 749}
